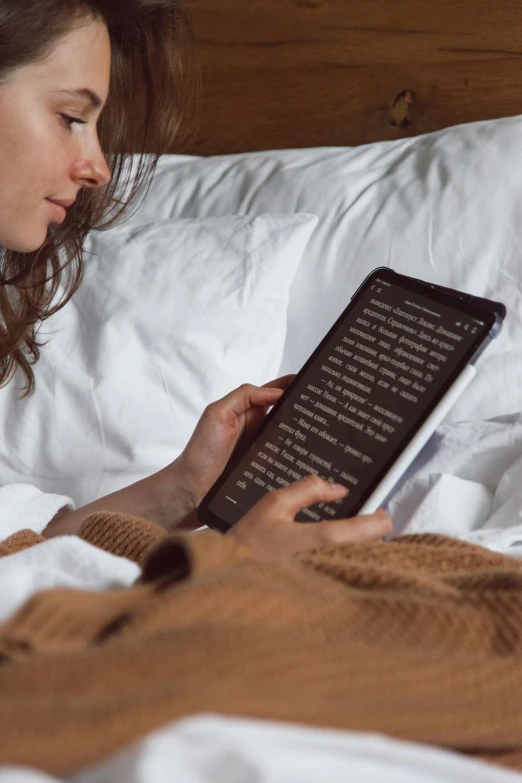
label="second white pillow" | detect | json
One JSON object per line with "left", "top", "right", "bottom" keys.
{"left": 0, "top": 213, "right": 317, "bottom": 506}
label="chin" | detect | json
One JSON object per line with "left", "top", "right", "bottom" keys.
{"left": 4, "top": 230, "right": 51, "bottom": 254}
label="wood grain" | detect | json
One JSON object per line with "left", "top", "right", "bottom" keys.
{"left": 181, "top": 0, "right": 522, "bottom": 154}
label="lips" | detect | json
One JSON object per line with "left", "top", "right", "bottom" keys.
{"left": 45, "top": 199, "right": 67, "bottom": 225}
{"left": 47, "top": 198, "right": 76, "bottom": 208}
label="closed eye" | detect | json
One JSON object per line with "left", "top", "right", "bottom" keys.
{"left": 60, "top": 114, "right": 87, "bottom": 130}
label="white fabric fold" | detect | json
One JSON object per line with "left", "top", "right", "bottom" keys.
{"left": 3, "top": 715, "right": 522, "bottom": 783}
{"left": 0, "top": 484, "right": 74, "bottom": 539}
{"left": 0, "top": 536, "right": 139, "bottom": 624}
{"left": 387, "top": 413, "right": 522, "bottom": 557}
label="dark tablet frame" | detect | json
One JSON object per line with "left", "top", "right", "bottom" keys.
{"left": 198, "top": 267, "right": 505, "bottom": 533}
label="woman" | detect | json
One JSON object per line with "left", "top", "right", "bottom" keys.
{"left": 0, "top": 2, "right": 521, "bottom": 777}
{"left": 0, "top": 0, "right": 391, "bottom": 551}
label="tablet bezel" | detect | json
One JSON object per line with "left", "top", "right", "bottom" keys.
{"left": 198, "top": 268, "right": 505, "bottom": 532}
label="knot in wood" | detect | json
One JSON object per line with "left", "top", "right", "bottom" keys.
{"left": 389, "top": 89, "right": 415, "bottom": 127}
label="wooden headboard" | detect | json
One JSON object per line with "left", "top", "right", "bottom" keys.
{"left": 185, "top": 0, "right": 522, "bottom": 155}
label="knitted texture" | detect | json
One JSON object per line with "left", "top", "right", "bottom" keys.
{"left": 78, "top": 511, "right": 169, "bottom": 565}
{"left": 0, "top": 529, "right": 46, "bottom": 558}
{"left": 78, "top": 511, "right": 253, "bottom": 577}
{"left": 0, "top": 516, "right": 521, "bottom": 777}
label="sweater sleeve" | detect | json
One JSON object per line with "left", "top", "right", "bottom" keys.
{"left": 77, "top": 511, "right": 252, "bottom": 580}
{"left": 0, "top": 529, "right": 47, "bottom": 558}
{"left": 78, "top": 511, "right": 169, "bottom": 565}
{"left": 139, "top": 528, "right": 253, "bottom": 584}
{"left": 0, "top": 508, "right": 166, "bottom": 561}
{"left": 0, "top": 506, "right": 253, "bottom": 581}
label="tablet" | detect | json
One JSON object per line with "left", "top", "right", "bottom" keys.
{"left": 198, "top": 268, "right": 505, "bottom": 532}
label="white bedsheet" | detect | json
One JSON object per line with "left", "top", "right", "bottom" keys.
{"left": 388, "top": 413, "right": 522, "bottom": 557}
{"left": 2, "top": 715, "right": 521, "bottom": 783}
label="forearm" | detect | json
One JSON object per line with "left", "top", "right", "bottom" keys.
{"left": 42, "top": 462, "right": 198, "bottom": 539}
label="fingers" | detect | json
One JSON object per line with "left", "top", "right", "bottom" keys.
{"left": 270, "top": 475, "right": 391, "bottom": 535}
{"left": 270, "top": 474, "right": 349, "bottom": 518}
{"left": 232, "top": 474, "right": 393, "bottom": 558}
{"left": 314, "top": 509, "right": 393, "bottom": 546}
{"left": 287, "top": 508, "right": 391, "bottom": 554}
{"left": 262, "top": 474, "right": 392, "bottom": 547}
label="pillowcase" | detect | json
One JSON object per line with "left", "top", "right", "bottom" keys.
{"left": 0, "top": 213, "right": 317, "bottom": 506}
{"left": 122, "top": 115, "right": 522, "bottom": 423}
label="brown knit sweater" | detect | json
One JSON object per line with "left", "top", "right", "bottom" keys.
{"left": 0, "top": 513, "right": 522, "bottom": 777}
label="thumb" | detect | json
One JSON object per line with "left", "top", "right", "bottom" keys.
{"left": 261, "top": 374, "right": 296, "bottom": 391}
{"left": 223, "top": 384, "right": 283, "bottom": 418}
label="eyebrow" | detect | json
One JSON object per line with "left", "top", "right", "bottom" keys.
{"left": 56, "top": 88, "right": 104, "bottom": 111}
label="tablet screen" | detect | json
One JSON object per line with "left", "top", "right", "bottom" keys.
{"left": 201, "top": 271, "right": 495, "bottom": 529}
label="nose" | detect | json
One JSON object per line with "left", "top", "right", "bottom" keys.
{"left": 70, "top": 133, "right": 112, "bottom": 190}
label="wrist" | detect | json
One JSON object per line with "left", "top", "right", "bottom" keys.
{"left": 43, "top": 463, "right": 200, "bottom": 540}
{"left": 152, "top": 458, "right": 201, "bottom": 533}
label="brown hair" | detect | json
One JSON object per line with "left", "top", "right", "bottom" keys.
{"left": 0, "top": 0, "right": 198, "bottom": 396}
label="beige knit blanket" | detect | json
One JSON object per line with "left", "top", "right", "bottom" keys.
{"left": 0, "top": 513, "right": 521, "bottom": 777}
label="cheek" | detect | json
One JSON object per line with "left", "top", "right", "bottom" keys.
{"left": 0, "top": 107, "right": 72, "bottom": 252}
{"left": 34, "top": 128, "right": 72, "bottom": 194}
{"left": 2, "top": 120, "right": 69, "bottom": 202}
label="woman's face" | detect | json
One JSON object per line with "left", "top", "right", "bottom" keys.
{"left": 0, "top": 19, "right": 112, "bottom": 253}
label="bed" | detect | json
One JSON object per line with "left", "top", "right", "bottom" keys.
{"left": 2, "top": 0, "right": 522, "bottom": 780}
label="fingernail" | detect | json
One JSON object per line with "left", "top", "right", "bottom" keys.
{"left": 331, "top": 483, "right": 348, "bottom": 493}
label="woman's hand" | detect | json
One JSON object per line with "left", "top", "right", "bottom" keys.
{"left": 44, "top": 377, "right": 293, "bottom": 539}
{"left": 229, "top": 474, "right": 392, "bottom": 558}
{"left": 43, "top": 381, "right": 392, "bottom": 548}
{"left": 158, "top": 376, "right": 295, "bottom": 530}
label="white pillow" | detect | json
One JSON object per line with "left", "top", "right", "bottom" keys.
{"left": 124, "top": 115, "right": 522, "bottom": 422}
{"left": 0, "top": 213, "right": 317, "bottom": 506}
